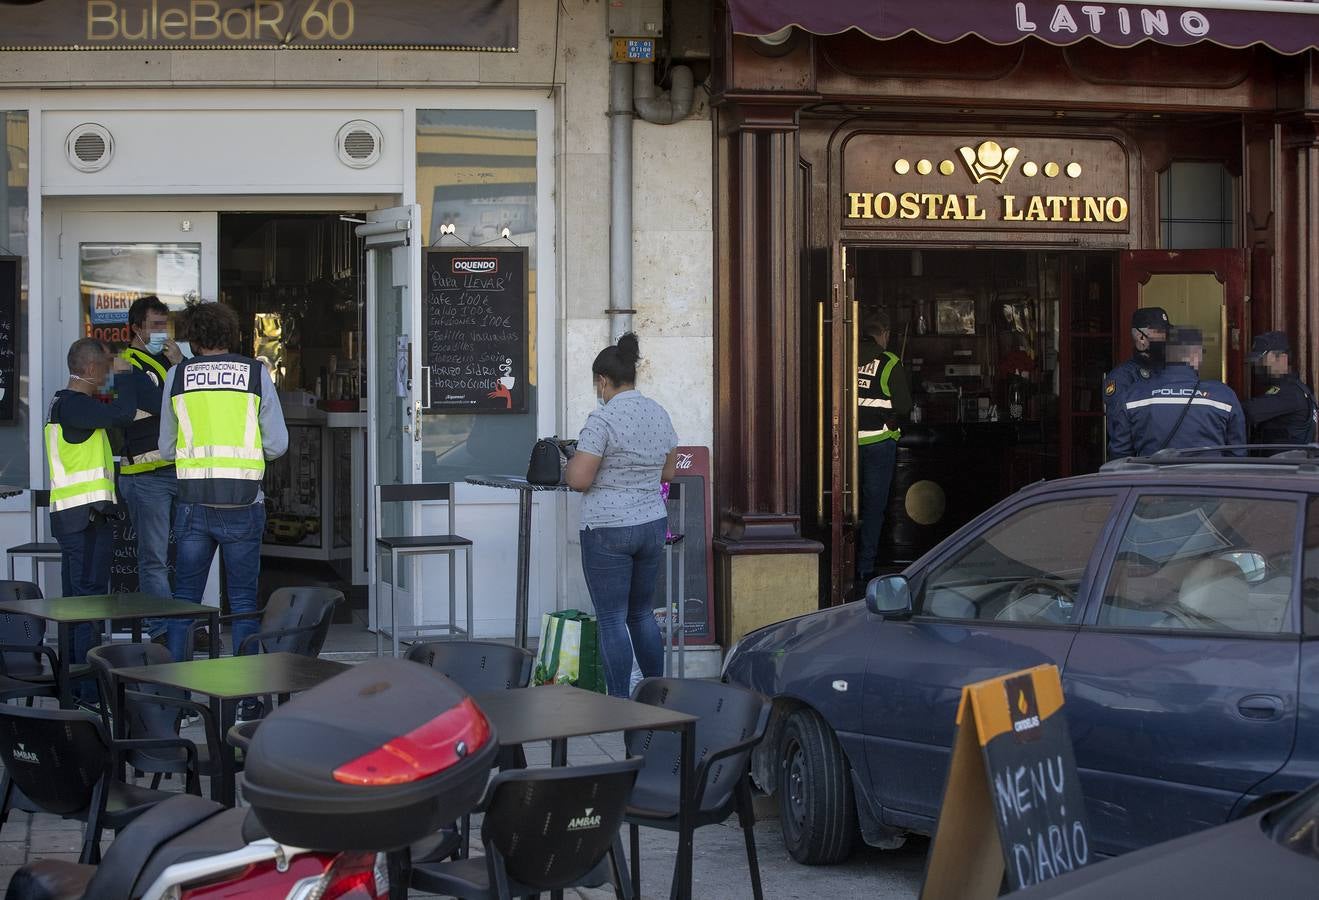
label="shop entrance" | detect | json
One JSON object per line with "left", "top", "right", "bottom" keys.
{"left": 809, "top": 247, "right": 1121, "bottom": 602}
{"left": 217, "top": 213, "right": 369, "bottom": 634}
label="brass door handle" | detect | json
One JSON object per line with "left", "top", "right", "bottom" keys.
{"left": 817, "top": 300, "right": 826, "bottom": 522}
{"left": 850, "top": 298, "right": 860, "bottom": 522}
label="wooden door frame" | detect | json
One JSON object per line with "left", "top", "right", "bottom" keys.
{"left": 1119, "top": 250, "right": 1247, "bottom": 393}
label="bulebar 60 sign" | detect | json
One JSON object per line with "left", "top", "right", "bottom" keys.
{"left": 0, "top": 0, "right": 517, "bottom": 50}
{"left": 842, "top": 133, "right": 1132, "bottom": 233}
{"left": 86, "top": 0, "right": 356, "bottom": 42}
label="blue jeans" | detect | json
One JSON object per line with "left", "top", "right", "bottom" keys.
{"left": 170, "top": 502, "right": 265, "bottom": 662}
{"left": 55, "top": 520, "right": 112, "bottom": 700}
{"left": 118, "top": 471, "right": 178, "bottom": 637}
{"left": 580, "top": 518, "right": 667, "bottom": 698}
{"left": 855, "top": 438, "right": 899, "bottom": 582}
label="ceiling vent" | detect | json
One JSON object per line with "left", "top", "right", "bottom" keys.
{"left": 336, "top": 120, "right": 383, "bottom": 169}
{"left": 66, "top": 124, "right": 114, "bottom": 173}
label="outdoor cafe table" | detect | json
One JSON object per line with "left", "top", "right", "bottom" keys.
{"left": 463, "top": 475, "right": 576, "bottom": 649}
{"left": 109, "top": 652, "right": 349, "bottom": 806}
{"left": 0, "top": 592, "right": 220, "bottom": 709}
{"left": 475, "top": 683, "right": 700, "bottom": 900}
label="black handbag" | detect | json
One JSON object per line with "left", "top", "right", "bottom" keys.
{"left": 527, "top": 437, "right": 570, "bottom": 485}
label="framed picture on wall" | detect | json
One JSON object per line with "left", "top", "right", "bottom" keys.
{"left": 936, "top": 298, "right": 976, "bottom": 335}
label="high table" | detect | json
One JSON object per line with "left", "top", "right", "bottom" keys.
{"left": 0, "top": 592, "right": 220, "bottom": 709}
{"left": 474, "top": 684, "right": 699, "bottom": 900}
{"left": 109, "top": 652, "right": 349, "bottom": 805}
{"left": 464, "top": 475, "right": 575, "bottom": 649}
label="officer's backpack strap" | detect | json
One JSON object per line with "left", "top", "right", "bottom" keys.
{"left": 1157, "top": 379, "right": 1201, "bottom": 453}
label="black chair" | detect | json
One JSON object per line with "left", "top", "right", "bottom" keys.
{"left": 0, "top": 705, "right": 193, "bottom": 863}
{"left": 409, "top": 758, "right": 642, "bottom": 900}
{"left": 226, "top": 720, "right": 259, "bottom": 755}
{"left": 86, "top": 643, "right": 221, "bottom": 793}
{"left": 406, "top": 640, "right": 536, "bottom": 858}
{"left": 624, "top": 678, "right": 771, "bottom": 900}
{"left": 0, "top": 580, "right": 94, "bottom": 700}
{"left": 375, "top": 482, "right": 474, "bottom": 657}
{"left": 6, "top": 491, "right": 60, "bottom": 581}
{"left": 224, "top": 586, "right": 343, "bottom": 657}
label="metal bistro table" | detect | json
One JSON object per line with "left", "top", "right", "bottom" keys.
{"left": 475, "top": 684, "right": 699, "bottom": 900}
{"left": 109, "top": 652, "right": 350, "bottom": 806}
{"left": 464, "top": 475, "right": 575, "bottom": 649}
{"left": 0, "top": 592, "right": 220, "bottom": 709}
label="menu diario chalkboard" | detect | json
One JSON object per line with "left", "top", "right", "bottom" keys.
{"left": 920, "top": 664, "right": 1093, "bottom": 900}
{"left": 424, "top": 247, "right": 529, "bottom": 414}
{"left": 0, "top": 257, "right": 18, "bottom": 423}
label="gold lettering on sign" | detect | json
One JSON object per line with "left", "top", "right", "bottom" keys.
{"left": 84, "top": 0, "right": 335, "bottom": 43}
{"left": 88, "top": 1, "right": 118, "bottom": 39}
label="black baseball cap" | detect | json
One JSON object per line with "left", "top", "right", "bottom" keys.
{"left": 1131, "top": 307, "right": 1171, "bottom": 331}
{"left": 1248, "top": 330, "right": 1290, "bottom": 362}
{"left": 1168, "top": 326, "right": 1203, "bottom": 348}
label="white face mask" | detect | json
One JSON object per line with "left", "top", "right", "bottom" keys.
{"left": 145, "top": 332, "right": 168, "bottom": 354}
{"left": 595, "top": 379, "right": 607, "bottom": 408}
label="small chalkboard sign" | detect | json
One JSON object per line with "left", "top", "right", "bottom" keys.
{"left": 109, "top": 508, "right": 178, "bottom": 596}
{"left": 0, "top": 257, "right": 19, "bottom": 423}
{"left": 921, "top": 664, "right": 1092, "bottom": 899}
{"left": 424, "top": 247, "right": 529, "bottom": 414}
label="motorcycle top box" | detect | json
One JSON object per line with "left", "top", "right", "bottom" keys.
{"left": 242, "top": 659, "right": 497, "bottom": 851}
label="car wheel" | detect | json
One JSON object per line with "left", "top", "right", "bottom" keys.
{"left": 778, "top": 708, "right": 857, "bottom": 865}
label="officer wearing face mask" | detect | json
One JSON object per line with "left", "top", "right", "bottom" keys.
{"left": 1103, "top": 306, "right": 1170, "bottom": 459}
{"left": 119, "top": 296, "right": 186, "bottom": 645}
{"left": 1245, "top": 331, "right": 1317, "bottom": 446}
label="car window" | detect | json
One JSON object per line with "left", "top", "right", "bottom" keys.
{"left": 919, "top": 495, "right": 1114, "bottom": 625}
{"left": 1098, "top": 494, "right": 1297, "bottom": 633}
{"left": 1301, "top": 498, "right": 1319, "bottom": 636}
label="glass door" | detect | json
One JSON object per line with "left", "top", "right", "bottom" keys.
{"left": 360, "top": 205, "right": 423, "bottom": 634}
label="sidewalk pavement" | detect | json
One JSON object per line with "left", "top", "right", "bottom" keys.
{"left": 0, "top": 727, "right": 926, "bottom": 899}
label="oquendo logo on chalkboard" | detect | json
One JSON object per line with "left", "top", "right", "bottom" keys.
{"left": 451, "top": 257, "right": 498, "bottom": 275}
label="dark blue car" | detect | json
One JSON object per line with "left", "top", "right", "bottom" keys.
{"left": 721, "top": 454, "right": 1319, "bottom": 865}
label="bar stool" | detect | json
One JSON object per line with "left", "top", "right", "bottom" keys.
{"left": 373, "top": 483, "right": 474, "bottom": 658}
{"left": 6, "top": 491, "right": 61, "bottom": 581}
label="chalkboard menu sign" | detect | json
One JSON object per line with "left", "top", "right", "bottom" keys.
{"left": 921, "top": 664, "right": 1093, "bottom": 900}
{"left": 0, "top": 257, "right": 18, "bottom": 423}
{"left": 424, "top": 247, "right": 529, "bottom": 414}
{"left": 109, "top": 509, "right": 178, "bottom": 596}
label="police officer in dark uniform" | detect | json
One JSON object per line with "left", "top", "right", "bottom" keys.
{"left": 1104, "top": 306, "right": 1171, "bottom": 458}
{"left": 1245, "top": 331, "right": 1317, "bottom": 445}
{"left": 1110, "top": 327, "right": 1245, "bottom": 458}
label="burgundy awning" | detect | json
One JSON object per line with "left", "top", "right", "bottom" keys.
{"left": 729, "top": 1, "right": 1319, "bottom": 55}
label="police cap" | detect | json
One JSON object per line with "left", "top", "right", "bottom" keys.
{"left": 1248, "top": 330, "right": 1290, "bottom": 362}
{"left": 1131, "top": 307, "right": 1171, "bottom": 331}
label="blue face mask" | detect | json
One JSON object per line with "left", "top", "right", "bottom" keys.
{"left": 145, "top": 332, "right": 167, "bottom": 354}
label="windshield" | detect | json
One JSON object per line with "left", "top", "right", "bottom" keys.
{"left": 1265, "top": 785, "right": 1319, "bottom": 861}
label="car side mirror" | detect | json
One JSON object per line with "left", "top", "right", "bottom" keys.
{"left": 866, "top": 574, "right": 913, "bottom": 619}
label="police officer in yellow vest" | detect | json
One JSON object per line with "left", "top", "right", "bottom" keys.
{"left": 46, "top": 338, "right": 138, "bottom": 693}
{"left": 855, "top": 308, "right": 912, "bottom": 590}
{"left": 119, "top": 296, "right": 185, "bottom": 644}
{"left": 159, "top": 302, "right": 287, "bottom": 667}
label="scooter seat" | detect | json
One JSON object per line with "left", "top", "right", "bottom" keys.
{"left": 3, "top": 859, "right": 92, "bottom": 900}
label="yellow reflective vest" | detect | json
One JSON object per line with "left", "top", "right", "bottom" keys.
{"left": 45, "top": 421, "right": 116, "bottom": 515}
{"left": 169, "top": 355, "right": 266, "bottom": 505}
{"left": 120, "top": 348, "right": 171, "bottom": 475}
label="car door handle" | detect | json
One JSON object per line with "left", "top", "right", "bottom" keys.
{"left": 1237, "top": 694, "right": 1285, "bottom": 721}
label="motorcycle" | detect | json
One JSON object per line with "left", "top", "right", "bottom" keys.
{"left": 5, "top": 658, "right": 496, "bottom": 900}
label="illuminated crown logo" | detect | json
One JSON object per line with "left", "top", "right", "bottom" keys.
{"left": 958, "top": 140, "right": 1019, "bottom": 184}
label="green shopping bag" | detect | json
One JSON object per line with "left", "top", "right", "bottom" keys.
{"left": 534, "top": 609, "right": 606, "bottom": 693}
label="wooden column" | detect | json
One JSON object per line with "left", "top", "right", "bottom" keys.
{"left": 712, "top": 99, "right": 823, "bottom": 642}
{"left": 1278, "top": 115, "right": 1319, "bottom": 387}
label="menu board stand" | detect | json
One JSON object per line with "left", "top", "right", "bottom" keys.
{"left": 0, "top": 256, "right": 19, "bottom": 423}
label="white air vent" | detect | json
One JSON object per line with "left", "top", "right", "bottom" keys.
{"left": 66, "top": 124, "right": 114, "bottom": 173}
{"left": 336, "top": 120, "right": 383, "bottom": 169}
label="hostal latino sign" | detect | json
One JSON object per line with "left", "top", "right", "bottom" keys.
{"left": 843, "top": 134, "right": 1130, "bottom": 233}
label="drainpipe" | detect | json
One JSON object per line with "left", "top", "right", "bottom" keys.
{"left": 608, "top": 61, "right": 696, "bottom": 343}
{"left": 633, "top": 62, "right": 694, "bottom": 125}
{"left": 608, "top": 62, "right": 635, "bottom": 343}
